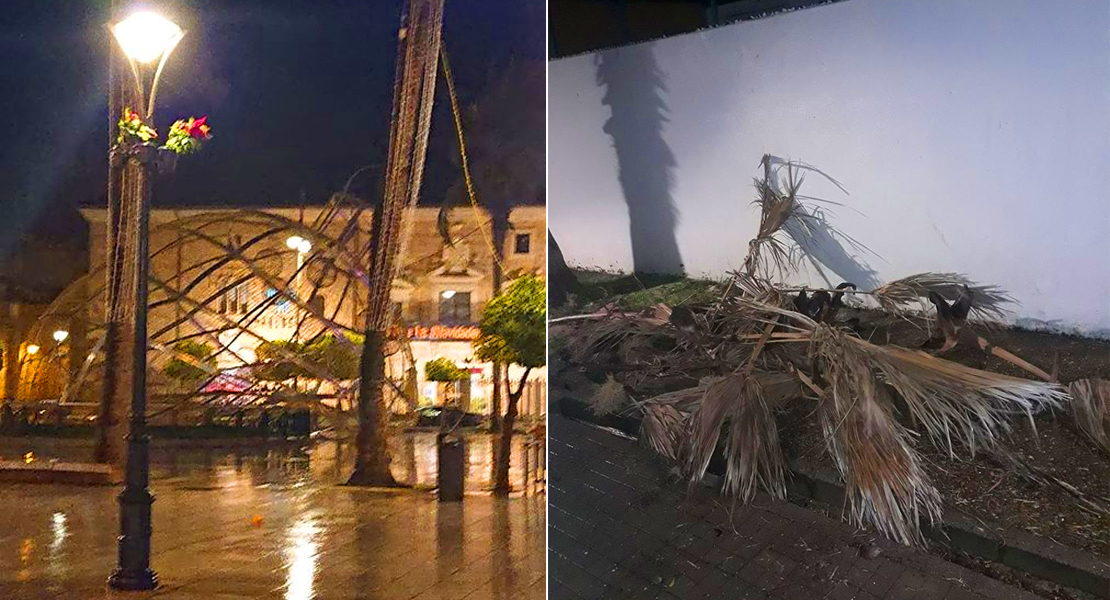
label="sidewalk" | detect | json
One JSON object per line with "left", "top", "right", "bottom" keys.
{"left": 549, "top": 411, "right": 1041, "bottom": 600}
{"left": 0, "top": 441, "right": 544, "bottom": 599}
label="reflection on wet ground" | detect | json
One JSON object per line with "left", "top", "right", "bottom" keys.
{"left": 0, "top": 431, "right": 545, "bottom": 493}
{"left": 0, "top": 433, "right": 545, "bottom": 599}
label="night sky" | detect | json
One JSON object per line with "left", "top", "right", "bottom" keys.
{"left": 0, "top": 0, "right": 544, "bottom": 274}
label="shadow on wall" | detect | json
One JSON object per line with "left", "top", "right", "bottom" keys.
{"left": 762, "top": 155, "right": 882, "bottom": 290}
{"left": 596, "top": 45, "right": 684, "bottom": 275}
{"left": 785, "top": 207, "right": 882, "bottom": 290}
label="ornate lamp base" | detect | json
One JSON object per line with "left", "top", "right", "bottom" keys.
{"left": 108, "top": 568, "right": 158, "bottom": 591}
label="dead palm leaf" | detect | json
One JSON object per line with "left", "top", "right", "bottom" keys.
{"left": 679, "top": 373, "right": 792, "bottom": 503}
{"left": 816, "top": 331, "right": 942, "bottom": 545}
{"left": 1067, "top": 378, "right": 1110, "bottom": 452}
{"left": 590, "top": 375, "right": 628, "bottom": 416}
{"left": 858, "top": 339, "right": 1066, "bottom": 456}
{"left": 874, "top": 272, "right": 1013, "bottom": 322}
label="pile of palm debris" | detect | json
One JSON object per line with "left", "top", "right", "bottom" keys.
{"left": 552, "top": 156, "right": 1109, "bottom": 549}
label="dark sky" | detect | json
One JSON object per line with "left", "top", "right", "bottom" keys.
{"left": 0, "top": 0, "right": 544, "bottom": 262}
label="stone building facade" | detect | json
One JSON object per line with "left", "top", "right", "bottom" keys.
{"left": 71, "top": 202, "right": 546, "bottom": 418}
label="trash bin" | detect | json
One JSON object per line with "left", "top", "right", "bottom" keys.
{"left": 437, "top": 433, "right": 465, "bottom": 502}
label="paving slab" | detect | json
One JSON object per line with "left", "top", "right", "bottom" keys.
{"left": 549, "top": 411, "right": 1042, "bottom": 600}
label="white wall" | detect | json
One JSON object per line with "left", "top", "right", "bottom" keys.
{"left": 549, "top": 0, "right": 1110, "bottom": 337}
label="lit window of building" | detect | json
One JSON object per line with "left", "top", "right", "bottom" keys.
{"left": 438, "top": 291, "right": 471, "bottom": 325}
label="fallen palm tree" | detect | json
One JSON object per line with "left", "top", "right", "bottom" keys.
{"left": 560, "top": 156, "right": 1093, "bottom": 546}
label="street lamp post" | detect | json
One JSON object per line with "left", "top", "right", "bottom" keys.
{"left": 107, "top": 9, "right": 183, "bottom": 591}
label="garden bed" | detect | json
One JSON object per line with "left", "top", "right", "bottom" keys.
{"left": 552, "top": 270, "right": 1109, "bottom": 597}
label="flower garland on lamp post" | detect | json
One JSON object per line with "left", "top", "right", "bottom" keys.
{"left": 106, "top": 9, "right": 211, "bottom": 592}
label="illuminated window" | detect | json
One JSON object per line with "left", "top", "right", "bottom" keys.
{"left": 438, "top": 292, "right": 471, "bottom": 325}
{"left": 218, "top": 277, "right": 250, "bottom": 315}
{"left": 514, "top": 233, "right": 531, "bottom": 254}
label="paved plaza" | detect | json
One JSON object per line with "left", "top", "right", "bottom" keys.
{"left": 0, "top": 436, "right": 545, "bottom": 600}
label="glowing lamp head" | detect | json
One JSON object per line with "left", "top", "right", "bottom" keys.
{"left": 52, "top": 330, "right": 69, "bottom": 343}
{"left": 286, "top": 235, "right": 311, "bottom": 253}
{"left": 441, "top": 290, "right": 457, "bottom": 300}
{"left": 111, "top": 11, "right": 184, "bottom": 64}
{"left": 25, "top": 345, "right": 40, "bottom": 356}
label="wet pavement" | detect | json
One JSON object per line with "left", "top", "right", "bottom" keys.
{"left": 0, "top": 434, "right": 545, "bottom": 599}
{"left": 549, "top": 410, "right": 1039, "bottom": 600}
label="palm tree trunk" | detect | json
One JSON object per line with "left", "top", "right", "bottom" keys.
{"left": 548, "top": 230, "right": 577, "bottom": 308}
{"left": 348, "top": 0, "right": 443, "bottom": 486}
{"left": 348, "top": 330, "right": 397, "bottom": 485}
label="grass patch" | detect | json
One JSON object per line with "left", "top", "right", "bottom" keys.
{"left": 568, "top": 269, "right": 721, "bottom": 311}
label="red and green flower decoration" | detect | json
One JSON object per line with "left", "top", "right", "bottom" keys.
{"left": 164, "top": 116, "right": 212, "bottom": 155}
{"left": 117, "top": 108, "right": 158, "bottom": 144}
{"left": 116, "top": 108, "right": 212, "bottom": 155}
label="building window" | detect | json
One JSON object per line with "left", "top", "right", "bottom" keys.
{"left": 438, "top": 291, "right": 471, "bottom": 325}
{"left": 219, "top": 278, "right": 250, "bottom": 315}
{"left": 514, "top": 233, "right": 531, "bottom": 254}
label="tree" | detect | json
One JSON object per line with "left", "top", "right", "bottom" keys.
{"left": 255, "top": 333, "right": 361, "bottom": 386}
{"left": 424, "top": 357, "right": 467, "bottom": 382}
{"left": 473, "top": 274, "right": 545, "bottom": 495}
{"left": 161, "top": 340, "right": 216, "bottom": 388}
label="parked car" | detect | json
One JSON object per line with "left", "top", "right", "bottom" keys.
{"left": 413, "top": 406, "right": 481, "bottom": 429}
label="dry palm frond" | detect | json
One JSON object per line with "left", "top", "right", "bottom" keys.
{"left": 569, "top": 313, "right": 663, "bottom": 363}
{"left": 1067, "top": 378, "right": 1110, "bottom": 452}
{"left": 590, "top": 376, "right": 628, "bottom": 417}
{"left": 728, "top": 270, "right": 791, "bottom": 308}
{"left": 816, "top": 330, "right": 942, "bottom": 545}
{"left": 637, "top": 384, "right": 707, "bottom": 459}
{"left": 723, "top": 373, "right": 798, "bottom": 502}
{"left": 858, "top": 339, "right": 1066, "bottom": 456}
{"left": 874, "top": 272, "right": 1013, "bottom": 322}
{"left": 681, "top": 374, "right": 789, "bottom": 503}
{"left": 641, "top": 402, "right": 688, "bottom": 461}
{"left": 743, "top": 162, "right": 810, "bottom": 279}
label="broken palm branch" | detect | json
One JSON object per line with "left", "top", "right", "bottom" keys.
{"left": 815, "top": 330, "right": 942, "bottom": 545}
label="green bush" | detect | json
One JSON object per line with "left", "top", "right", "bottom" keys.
{"left": 162, "top": 340, "right": 217, "bottom": 384}
{"left": 424, "top": 357, "right": 468, "bottom": 382}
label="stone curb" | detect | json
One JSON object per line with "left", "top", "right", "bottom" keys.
{"left": 0, "top": 460, "right": 118, "bottom": 485}
{"left": 557, "top": 394, "right": 1110, "bottom": 598}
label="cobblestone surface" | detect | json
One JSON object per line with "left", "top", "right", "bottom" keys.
{"left": 549, "top": 411, "right": 1040, "bottom": 600}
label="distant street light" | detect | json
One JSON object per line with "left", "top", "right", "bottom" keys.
{"left": 105, "top": 7, "right": 185, "bottom": 592}
{"left": 53, "top": 330, "right": 69, "bottom": 343}
{"left": 286, "top": 235, "right": 312, "bottom": 253}
{"left": 287, "top": 235, "right": 312, "bottom": 290}
{"left": 25, "top": 345, "right": 40, "bottom": 355}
